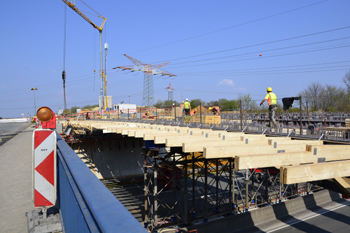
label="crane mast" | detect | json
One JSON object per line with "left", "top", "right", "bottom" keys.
{"left": 61, "top": 0, "right": 107, "bottom": 110}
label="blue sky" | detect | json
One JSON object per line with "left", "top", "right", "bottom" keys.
{"left": 1, "top": 0, "right": 350, "bottom": 118}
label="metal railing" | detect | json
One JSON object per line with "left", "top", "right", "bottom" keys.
{"left": 56, "top": 133, "right": 147, "bottom": 233}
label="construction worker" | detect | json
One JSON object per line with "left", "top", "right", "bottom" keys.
{"left": 260, "top": 87, "right": 278, "bottom": 127}
{"left": 209, "top": 107, "right": 218, "bottom": 115}
{"left": 184, "top": 98, "right": 191, "bottom": 115}
{"left": 180, "top": 101, "right": 185, "bottom": 114}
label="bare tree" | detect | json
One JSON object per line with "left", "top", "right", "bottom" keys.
{"left": 299, "top": 82, "right": 324, "bottom": 111}
{"left": 342, "top": 69, "right": 350, "bottom": 93}
{"left": 238, "top": 93, "right": 257, "bottom": 111}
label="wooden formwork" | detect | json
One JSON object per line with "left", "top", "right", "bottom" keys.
{"left": 67, "top": 120, "right": 350, "bottom": 187}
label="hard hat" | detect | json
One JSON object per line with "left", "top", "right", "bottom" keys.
{"left": 182, "top": 101, "right": 184, "bottom": 103}
{"left": 186, "top": 98, "right": 188, "bottom": 101}
{"left": 267, "top": 87, "right": 272, "bottom": 92}
{"left": 209, "top": 107, "right": 212, "bottom": 110}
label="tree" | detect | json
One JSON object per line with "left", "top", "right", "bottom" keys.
{"left": 154, "top": 99, "right": 163, "bottom": 108}
{"left": 237, "top": 94, "right": 257, "bottom": 111}
{"left": 190, "top": 99, "right": 205, "bottom": 108}
{"left": 63, "top": 109, "right": 71, "bottom": 115}
{"left": 218, "top": 98, "right": 238, "bottom": 111}
{"left": 70, "top": 106, "right": 80, "bottom": 114}
{"left": 342, "top": 69, "right": 350, "bottom": 93}
{"left": 82, "top": 104, "right": 99, "bottom": 110}
{"left": 299, "top": 82, "right": 324, "bottom": 111}
{"left": 207, "top": 100, "right": 219, "bottom": 106}
{"left": 163, "top": 100, "right": 175, "bottom": 107}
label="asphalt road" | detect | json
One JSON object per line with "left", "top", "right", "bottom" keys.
{"left": 0, "top": 122, "right": 32, "bottom": 146}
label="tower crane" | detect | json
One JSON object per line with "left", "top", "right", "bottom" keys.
{"left": 113, "top": 54, "right": 175, "bottom": 107}
{"left": 61, "top": 0, "right": 107, "bottom": 109}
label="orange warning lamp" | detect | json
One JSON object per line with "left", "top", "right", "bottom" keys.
{"left": 37, "top": 107, "right": 56, "bottom": 129}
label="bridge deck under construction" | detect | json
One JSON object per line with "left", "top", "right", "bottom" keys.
{"left": 63, "top": 119, "right": 350, "bottom": 231}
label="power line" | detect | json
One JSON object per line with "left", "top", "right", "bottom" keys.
{"left": 165, "top": 36, "right": 350, "bottom": 67}
{"left": 127, "top": 0, "right": 330, "bottom": 54}
{"left": 168, "top": 44, "right": 350, "bottom": 69}
{"left": 178, "top": 60, "right": 350, "bottom": 74}
{"left": 153, "top": 25, "right": 350, "bottom": 64}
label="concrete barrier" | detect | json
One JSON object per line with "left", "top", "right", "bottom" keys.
{"left": 0, "top": 118, "right": 30, "bottom": 123}
{"left": 187, "top": 190, "right": 341, "bottom": 233}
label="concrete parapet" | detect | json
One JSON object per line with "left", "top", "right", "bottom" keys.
{"left": 187, "top": 190, "right": 341, "bottom": 233}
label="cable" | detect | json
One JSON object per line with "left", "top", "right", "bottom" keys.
{"left": 156, "top": 26, "right": 350, "bottom": 65}
{"left": 166, "top": 37, "right": 350, "bottom": 67}
{"left": 63, "top": 2, "right": 67, "bottom": 110}
{"left": 79, "top": 0, "right": 102, "bottom": 17}
{"left": 127, "top": 0, "right": 330, "bottom": 54}
{"left": 178, "top": 60, "right": 350, "bottom": 74}
{"left": 168, "top": 44, "right": 350, "bottom": 69}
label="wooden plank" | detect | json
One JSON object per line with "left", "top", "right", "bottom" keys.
{"left": 333, "top": 177, "right": 350, "bottom": 196}
{"left": 218, "top": 132, "right": 244, "bottom": 138}
{"left": 270, "top": 140, "right": 322, "bottom": 145}
{"left": 165, "top": 133, "right": 244, "bottom": 147}
{"left": 236, "top": 146, "right": 350, "bottom": 170}
{"left": 135, "top": 130, "right": 192, "bottom": 139}
{"left": 308, "top": 145, "right": 350, "bottom": 152}
{"left": 123, "top": 126, "right": 167, "bottom": 135}
{"left": 126, "top": 127, "right": 177, "bottom": 136}
{"left": 166, "top": 136, "right": 229, "bottom": 147}
{"left": 182, "top": 136, "right": 298, "bottom": 152}
{"left": 204, "top": 144, "right": 309, "bottom": 159}
{"left": 143, "top": 131, "right": 193, "bottom": 140}
{"left": 183, "top": 140, "right": 248, "bottom": 153}
{"left": 154, "top": 134, "right": 190, "bottom": 144}
{"left": 236, "top": 151, "right": 311, "bottom": 170}
{"left": 282, "top": 160, "right": 350, "bottom": 184}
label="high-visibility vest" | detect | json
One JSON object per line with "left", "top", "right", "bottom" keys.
{"left": 265, "top": 92, "right": 277, "bottom": 106}
{"left": 184, "top": 101, "right": 190, "bottom": 109}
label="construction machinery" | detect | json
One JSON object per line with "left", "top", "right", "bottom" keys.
{"left": 61, "top": 0, "right": 107, "bottom": 110}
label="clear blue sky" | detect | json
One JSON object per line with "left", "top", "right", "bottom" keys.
{"left": 1, "top": 0, "right": 350, "bottom": 118}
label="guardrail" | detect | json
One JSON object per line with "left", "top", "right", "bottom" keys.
{"left": 56, "top": 133, "right": 147, "bottom": 233}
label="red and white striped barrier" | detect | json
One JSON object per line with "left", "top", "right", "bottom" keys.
{"left": 33, "top": 129, "right": 56, "bottom": 207}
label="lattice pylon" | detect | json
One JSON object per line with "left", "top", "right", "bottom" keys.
{"left": 113, "top": 54, "right": 175, "bottom": 107}
{"left": 143, "top": 72, "right": 155, "bottom": 107}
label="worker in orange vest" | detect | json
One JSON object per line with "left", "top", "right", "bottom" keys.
{"left": 209, "top": 107, "right": 218, "bottom": 115}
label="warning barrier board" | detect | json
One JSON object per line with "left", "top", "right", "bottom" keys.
{"left": 33, "top": 129, "right": 56, "bottom": 207}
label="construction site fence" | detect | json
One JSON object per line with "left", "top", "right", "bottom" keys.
{"left": 56, "top": 132, "right": 146, "bottom": 233}
{"left": 58, "top": 106, "right": 350, "bottom": 141}
{"left": 57, "top": 107, "right": 350, "bottom": 123}
{"left": 84, "top": 115, "right": 350, "bottom": 143}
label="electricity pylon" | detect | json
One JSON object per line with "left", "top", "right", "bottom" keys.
{"left": 113, "top": 54, "right": 175, "bottom": 107}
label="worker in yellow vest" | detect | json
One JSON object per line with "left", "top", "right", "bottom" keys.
{"left": 184, "top": 98, "right": 191, "bottom": 116}
{"left": 260, "top": 87, "right": 278, "bottom": 127}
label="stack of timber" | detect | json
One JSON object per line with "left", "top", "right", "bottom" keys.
{"left": 171, "top": 107, "right": 183, "bottom": 117}
{"left": 66, "top": 120, "right": 350, "bottom": 192}
{"left": 346, "top": 118, "right": 350, "bottom": 127}
{"left": 184, "top": 115, "right": 221, "bottom": 124}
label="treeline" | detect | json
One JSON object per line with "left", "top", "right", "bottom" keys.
{"left": 69, "top": 104, "right": 99, "bottom": 114}
{"left": 154, "top": 94, "right": 258, "bottom": 111}
{"left": 299, "top": 70, "right": 350, "bottom": 112}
